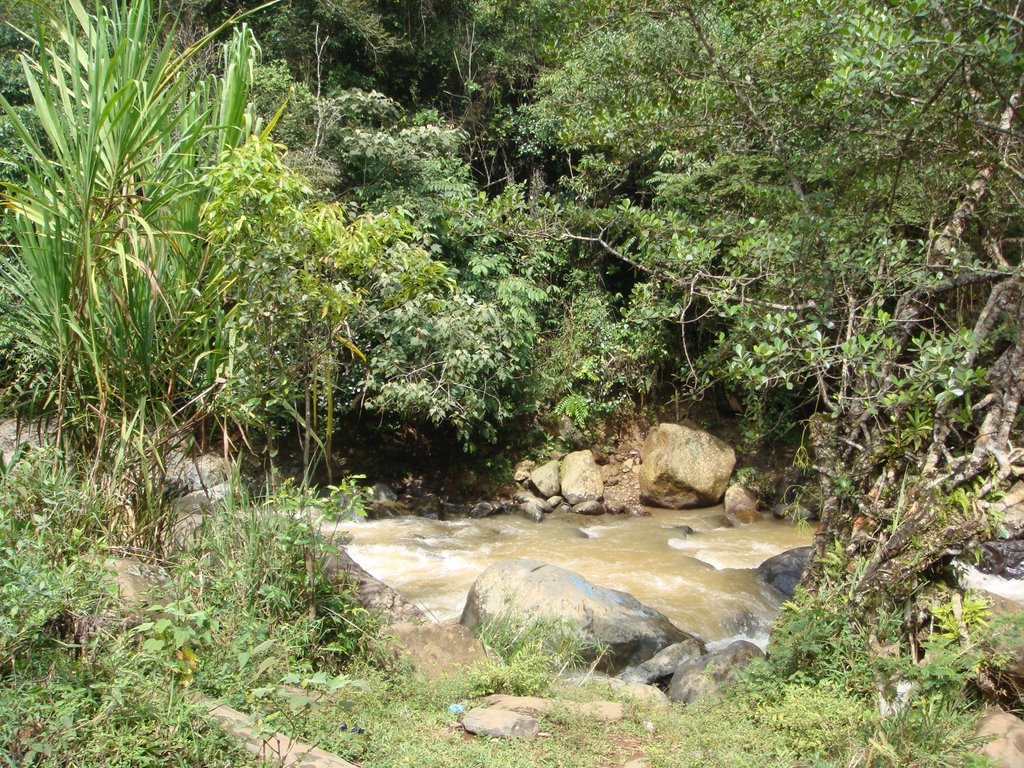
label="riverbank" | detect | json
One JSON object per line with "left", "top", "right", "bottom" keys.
{"left": 3, "top": 449, "right": 1020, "bottom": 767}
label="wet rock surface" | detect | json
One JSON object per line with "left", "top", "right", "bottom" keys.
{"left": 618, "top": 639, "right": 705, "bottom": 686}
{"left": 757, "top": 546, "right": 812, "bottom": 598}
{"left": 979, "top": 541, "right": 1024, "bottom": 579}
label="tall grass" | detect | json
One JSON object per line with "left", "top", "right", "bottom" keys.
{"left": 0, "top": 0, "right": 258, "bottom": 522}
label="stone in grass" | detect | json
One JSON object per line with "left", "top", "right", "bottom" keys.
{"left": 668, "top": 640, "right": 765, "bottom": 704}
{"left": 618, "top": 638, "right": 705, "bottom": 686}
{"left": 558, "top": 672, "right": 669, "bottom": 708}
{"left": 462, "top": 707, "right": 539, "bottom": 740}
{"left": 974, "top": 709, "right": 1024, "bottom": 767}
{"left": 380, "top": 622, "right": 487, "bottom": 681}
{"left": 480, "top": 694, "right": 624, "bottom": 723}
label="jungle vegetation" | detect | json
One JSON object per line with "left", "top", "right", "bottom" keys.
{"left": 0, "top": 0, "right": 1021, "bottom": 764}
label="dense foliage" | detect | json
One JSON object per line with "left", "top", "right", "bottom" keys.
{"left": 1, "top": 0, "right": 1022, "bottom": 763}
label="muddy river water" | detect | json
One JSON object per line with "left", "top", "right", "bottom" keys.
{"left": 343, "top": 507, "right": 813, "bottom": 649}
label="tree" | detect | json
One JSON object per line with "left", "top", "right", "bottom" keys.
{"left": 528, "top": 0, "right": 1023, "bottom": 636}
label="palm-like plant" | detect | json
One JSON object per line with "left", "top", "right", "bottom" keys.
{"left": 0, "top": 0, "right": 257, "bottom": 513}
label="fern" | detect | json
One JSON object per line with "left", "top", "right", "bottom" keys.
{"left": 554, "top": 393, "right": 591, "bottom": 429}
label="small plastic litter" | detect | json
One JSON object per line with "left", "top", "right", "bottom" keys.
{"left": 448, "top": 703, "right": 465, "bottom": 715}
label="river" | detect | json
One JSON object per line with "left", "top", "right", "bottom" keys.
{"left": 342, "top": 506, "right": 812, "bottom": 649}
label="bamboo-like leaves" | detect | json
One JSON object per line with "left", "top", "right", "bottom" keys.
{"left": 0, "top": 0, "right": 257, "bottom": 476}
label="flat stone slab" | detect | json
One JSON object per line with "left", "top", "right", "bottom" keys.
{"left": 193, "top": 694, "right": 357, "bottom": 767}
{"left": 480, "top": 694, "right": 624, "bottom": 723}
{"left": 462, "top": 707, "right": 539, "bottom": 739}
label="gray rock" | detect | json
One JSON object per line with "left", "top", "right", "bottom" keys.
{"left": 195, "top": 693, "right": 359, "bottom": 767}
{"left": 995, "top": 481, "right": 1024, "bottom": 538}
{"left": 638, "top": 424, "right": 736, "bottom": 509}
{"left": 165, "top": 512, "right": 206, "bottom": 557}
{"left": 323, "top": 549, "right": 426, "bottom": 624}
{"left": 517, "top": 502, "right": 545, "bottom": 523}
{"left": 410, "top": 494, "right": 442, "bottom": 518}
{"left": 164, "top": 485, "right": 230, "bottom": 556}
{"left": 513, "top": 460, "right": 536, "bottom": 484}
{"left": 557, "top": 672, "right": 669, "bottom": 707}
{"left": 462, "top": 707, "right": 538, "bottom": 740}
{"left": 371, "top": 483, "right": 398, "bottom": 502}
{"left": 772, "top": 502, "right": 816, "bottom": 522}
{"left": 514, "top": 490, "right": 552, "bottom": 511}
{"left": 978, "top": 541, "right": 1024, "bottom": 579}
{"left": 468, "top": 501, "right": 497, "bottom": 518}
{"left": 480, "top": 694, "right": 624, "bottom": 723}
{"left": 560, "top": 450, "right": 604, "bottom": 505}
{"left": 164, "top": 451, "right": 230, "bottom": 495}
{"left": 0, "top": 418, "right": 51, "bottom": 462}
{"left": 668, "top": 640, "right": 765, "bottom": 704}
{"left": 547, "top": 495, "right": 564, "bottom": 507}
{"left": 529, "top": 460, "right": 562, "bottom": 499}
{"left": 618, "top": 638, "right": 704, "bottom": 685}
{"left": 606, "top": 500, "right": 627, "bottom": 515}
{"left": 554, "top": 503, "right": 571, "bottom": 515}
{"left": 572, "top": 500, "right": 605, "bottom": 516}
{"left": 757, "top": 546, "right": 812, "bottom": 598}
{"left": 460, "top": 559, "right": 703, "bottom": 673}
{"left": 368, "top": 499, "right": 411, "bottom": 519}
{"left": 107, "top": 557, "right": 170, "bottom": 609}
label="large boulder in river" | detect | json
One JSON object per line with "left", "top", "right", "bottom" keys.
{"left": 529, "top": 460, "right": 562, "bottom": 499}
{"left": 323, "top": 549, "right": 426, "bottom": 624}
{"left": 460, "top": 559, "right": 702, "bottom": 673}
{"left": 559, "top": 451, "right": 604, "bottom": 506}
{"left": 638, "top": 424, "right": 735, "bottom": 508}
{"left": 757, "top": 546, "right": 812, "bottom": 598}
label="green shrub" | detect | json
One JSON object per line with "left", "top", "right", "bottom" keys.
{"left": 466, "top": 614, "right": 600, "bottom": 696}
